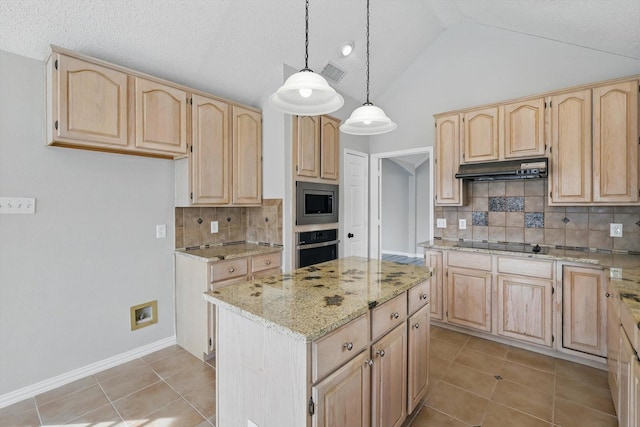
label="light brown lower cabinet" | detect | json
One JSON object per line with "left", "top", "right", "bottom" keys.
{"left": 618, "top": 326, "right": 634, "bottom": 427}
{"left": 407, "top": 304, "right": 430, "bottom": 414}
{"left": 425, "top": 251, "right": 443, "bottom": 321}
{"left": 447, "top": 267, "right": 492, "bottom": 332}
{"left": 372, "top": 323, "right": 407, "bottom": 427}
{"left": 607, "top": 282, "right": 621, "bottom": 414}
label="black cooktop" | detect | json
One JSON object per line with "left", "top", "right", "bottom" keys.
{"left": 454, "top": 241, "right": 549, "bottom": 254}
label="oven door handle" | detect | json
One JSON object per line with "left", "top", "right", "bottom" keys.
{"left": 296, "top": 240, "right": 340, "bottom": 250}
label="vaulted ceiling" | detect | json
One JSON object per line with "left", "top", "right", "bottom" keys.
{"left": 1, "top": 0, "right": 639, "bottom": 108}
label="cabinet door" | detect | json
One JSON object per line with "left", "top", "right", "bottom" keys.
{"left": 372, "top": 323, "right": 407, "bottom": 427}
{"left": 320, "top": 116, "right": 340, "bottom": 181}
{"left": 607, "top": 292, "right": 620, "bottom": 414}
{"left": 407, "top": 304, "right": 430, "bottom": 414}
{"left": 296, "top": 115, "right": 321, "bottom": 178}
{"left": 425, "top": 251, "right": 443, "bottom": 321}
{"left": 501, "top": 98, "right": 546, "bottom": 159}
{"left": 191, "top": 94, "right": 230, "bottom": 204}
{"left": 232, "top": 106, "right": 262, "bottom": 205}
{"left": 207, "top": 298, "right": 216, "bottom": 354}
{"left": 134, "top": 77, "right": 187, "bottom": 154}
{"left": 619, "top": 327, "right": 633, "bottom": 427}
{"left": 634, "top": 357, "right": 640, "bottom": 427}
{"left": 435, "top": 114, "right": 463, "bottom": 206}
{"left": 562, "top": 266, "right": 606, "bottom": 357}
{"left": 312, "top": 350, "right": 371, "bottom": 427}
{"left": 592, "top": 80, "right": 639, "bottom": 204}
{"left": 550, "top": 90, "right": 592, "bottom": 204}
{"left": 56, "top": 54, "right": 128, "bottom": 147}
{"left": 497, "top": 275, "right": 552, "bottom": 347}
{"left": 462, "top": 107, "right": 499, "bottom": 163}
{"left": 447, "top": 267, "right": 492, "bottom": 332}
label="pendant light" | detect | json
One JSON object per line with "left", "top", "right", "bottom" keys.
{"left": 269, "top": 0, "right": 344, "bottom": 116}
{"left": 340, "top": 0, "right": 396, "bottom": 135}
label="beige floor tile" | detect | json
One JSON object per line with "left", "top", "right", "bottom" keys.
{"left": 183, "top": 382, "right": 216, "bottom": 419}
{"left": 64, "top": 403, "right": 126, "bottom": 426}
{"left": 409, "top": 406, "right": 468, "bottom": 427}
{"left": 554, "top": 375, "right": 615, "bottom": 416}
{"left": 553, "top": 397, "right": 618, "bottom": 427}
{"left": 506, "top": 347, "right": 555, "bottom": 374}
{"left": 126, "top": 398, "right": 207, "bottom": 427}
{"left": 464, "top": 336, "right": 510, "bottom": 359}
{"left": 0, "top": 398, "right": 36, "bottom": 421}
{"left": 429, "top": 355, "right": 451, "bottom": 381}
{"left": 97, "top": 365, "right": 161, "bottom": 401}
{"left": 38, "top": 384, "right": 110, "bottom": 425}
{"left": 431, "top": 327, "right": 470, "bottom": 347}
{"left": 430, "top": 337, "right": 465, "bottom": 361}
{"left": 554, "top": 358, "right": 609, "bottom": 389}
{"left": 164, "top": 363, "right": 215, "bottom": 396}
{"left": 148, "top": 350, "right": 204, "bottom": 379}
{"left": 425, "top": 381, "right": 489, "bottom": 425}
{"left": 0, "top": 408, "right": 40, "bottom": 427}
{"left": 482, "top": 401, "right": 551, "bottom": 427}
{"left": 499, "top": 361, "right": 555, "bottom": 395}
{"left": 113, "top": 381, "right": 181, "bottom": 421}
{"left": 141, "top": 345, "right": 189, "bottom": 365}
{"left": 94, "top": 358, "right": 146, "bottom": 382}
{"left": 34, "top": 376, "right": 97, "bottom": 406}
{"left": 453, "top": 349, "right": 505, "bottom": 376}
{"left": 491, "top": 380, "right": 553, "bottom": 421}
{"left": 441, "top": 362, "right": 498, "bottom": 398}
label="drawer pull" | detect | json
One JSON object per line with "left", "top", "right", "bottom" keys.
{"left": 605, "top": 292, "right": 611, "bottom": 298}
{"left": 413, "top": 323, "right": 420, "bottom": 329}
{"left": 420, "top": 294, "right": 428, "bottom": 300}
{"left": 229, "top": 267, "right": 235, "bottom": 273}
{"left": 376, "top": 349, "right": 386, "bottom": 358}
{"left": 391, "top": 312, "right": 399, "bottom": 319}
{"left": 343, "top": 342, "right": 354, "bottom": 351}
{"left": 266, "top": 260, "right": 271, "bottom": 265}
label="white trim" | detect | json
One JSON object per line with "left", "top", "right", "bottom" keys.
{"left": 381, "top": 250, "right": 423, "bottom": 258}
{"left": 0, "top": 335, "right": 176, "bottom": 409}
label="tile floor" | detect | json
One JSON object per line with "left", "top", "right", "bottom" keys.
{"left": 0, "top": 326, "right": 617, "bottom": 427}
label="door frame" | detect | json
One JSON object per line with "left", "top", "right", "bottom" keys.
{"left": 342, "top": 149, "right": 369, "bottom": 258}
{"left": 369, "top": 147, "right": 434, "bottom": 260}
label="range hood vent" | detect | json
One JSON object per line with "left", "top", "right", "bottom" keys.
{"left": 455, "top": 158, "right": 548, "bottom": 181}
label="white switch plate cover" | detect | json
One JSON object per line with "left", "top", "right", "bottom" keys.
{"left": 156, "top": 224, "right": 166, "bottom": 239}
{"left": 436, "top": 218, "right": 447, "bottom": 228}
{"left": 0, "top": 197, "right": 36, "bottom": 214}
{"left": 458, "top": 219, "right": 467, "bottom": 230}
{"left": 610, "top": 223, "right": 623, "bottom": 238}
{"left": 210, "top": 221, "right": 219, "bottom": 233}
{"left": 610, "top": 268, "right": 622, "bottom": 279}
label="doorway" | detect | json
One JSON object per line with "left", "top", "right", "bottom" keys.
{"left": 342, "top": 149, "right": 369, "bottom": 258}
{"left": 369, "top": 147, "right": 434, "bottom": 261}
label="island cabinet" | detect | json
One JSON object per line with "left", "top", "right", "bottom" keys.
{"left": 606, "top": 279, "right": 621, "bottom": 415}
{"left": 434, "top": 114, "right": 463, "bottom": 206}
{"left": 424, "top": 250, "right": 443, "bottom": 321}
{"left": 294, "top": 115, "right": 340, "bottom": 183}
{"left": 446, "top": 252, "right": 492, "bottom": 332}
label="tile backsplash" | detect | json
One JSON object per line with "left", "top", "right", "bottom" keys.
{"left": 175, "top": 199, "right": 283, "bottom": 248}
{"left": 434, "top": 180, "right": 640, "bottom": 252}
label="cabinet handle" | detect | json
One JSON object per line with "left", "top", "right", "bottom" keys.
{"left": 266, "top": 260, "right": 271, "bottom": 265}
{"left": 343, "top": 342, "right": 354, "bottom": 351}
{"left": 391, "top": 312, "right": 399, "bottom": 319}
{"left": 366, "top": 359, "right": 374, "bottom": 367}
{"left": 229, "top": 268, "right": 235, "bottom": 273}
{"left": 413, "top": 323, "right": 420, "bottom": 329}
{"left": 605, "top": 292, "right": 611, "bottom": 298}
{"left": 376, "top": 349, "right": 386, "bottom": 357}
{"left": 420, "top": 294, "right": 428, "bottom": 300}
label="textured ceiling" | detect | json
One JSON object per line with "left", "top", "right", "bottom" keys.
{"left": 1, "top": 0, "right": 638, "bottom": 108}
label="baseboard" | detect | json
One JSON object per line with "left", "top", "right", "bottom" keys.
{"left": 0, "top": 335, "right": 176, "bottom": 409}
{"left": 381, "top": 250, "right": 422, "bottom": 258}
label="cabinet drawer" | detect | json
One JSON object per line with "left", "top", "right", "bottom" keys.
{"left": 371, "top": 293, "right": 407, "bottom": 341}
{"left": 447, "top": 252, "right": 492, "bottom": 271}
{"left": 408, "top": 281, "right": 430, "bottom": 315}
{"left": 498, "top": 256, "right": 553, "bottom": 279}
{"left": 251, "top": 252, "right": 281, "bottom": 273}
{"left": 210, "top": 258, "right": 248, "bottom": 283}
{"left": 312, "top": 314, "right": 369, "bottom": 383}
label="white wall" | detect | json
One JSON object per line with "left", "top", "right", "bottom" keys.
{"left": 381, "top": 159, "right": 410, "bottom": 253}
{"left": 369, "top": 23, "right": 640, "bottom": 153}
{"left": 0, "top": 51, "right": 176, "bottom": 396}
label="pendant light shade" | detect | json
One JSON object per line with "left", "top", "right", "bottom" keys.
{"left": 269, "top": 0, "right": 344, "bottom": 116}
{"left": 340, "top": 0, "right": 396, "bottom": 135}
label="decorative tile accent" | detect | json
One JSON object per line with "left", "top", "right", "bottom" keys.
{"left": 505, "top": 197, "right": 524, "bottom": 212}
{"left": 489, "top": 197, "right": 506, "bottom": 212}
{"left": 472, "top": 211, "right": 489, "bottom": 226}
{"left": 562, "top": 217, "right": 570, "bottom": 224}
{"left": 525, "top": 212, "right": 544, "bottom": 228}
{"left": 636, "top": 220, "right": 640, "bottom": 227}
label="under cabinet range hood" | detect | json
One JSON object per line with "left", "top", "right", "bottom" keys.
{"left": 455, "top": 158, "right": 548, "bottom": 181}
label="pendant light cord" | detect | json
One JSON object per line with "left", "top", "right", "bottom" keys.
{"left": 365, "top": 0, "right": 372, "bottom": 105}
{"left": 303, "top": 0, "right": 311, "bottom": 72}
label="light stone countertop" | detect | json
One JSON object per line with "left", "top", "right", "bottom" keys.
{"left": 203, "top": 256, "right": 431, "bottom": 342}
{"left": 419, "top": 239, "right": 640, "bottom": 336}
{"left": 174, "top": 243, "right": 282, "bottom": 262}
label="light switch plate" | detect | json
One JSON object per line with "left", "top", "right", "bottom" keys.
{"left": 0, "top": 197, "right": 36, "bottom": 214}
{"left": 436, "top": 218, "right": 447, "bottom": 228}
{"left": 156, "top": 224, "right": 166, "bottom": 239}
{"left": 458, "top": 219, "right": 467, "bottom": 230}
{"left": 610, "top": 223, "right": 623, "bottom": 238}
{"left": 610, "top": 268, "right": 622, "bottom": 279}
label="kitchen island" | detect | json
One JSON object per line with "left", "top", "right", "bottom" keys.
{"left": 203, "top": 256, "right": 432, "bottom": 427}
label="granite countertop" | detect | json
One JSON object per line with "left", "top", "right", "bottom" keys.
{"left": 174, "top": 243, "right": 282, "bottom": 262}
{"left": 203, "top": 256, "right": 431, "bottom": 342}
{"left": 419, "top": 239, "right": 640, "bottom": 336}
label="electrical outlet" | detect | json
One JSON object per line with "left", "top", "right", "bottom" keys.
{"left": 156, "top": 224, "right": 166, "bottom": 239}
{"left": 211, "top": 221, "right": 219, "bottom": 233}
{"left": 458, "top": 219, "right": 467, "bottom": 230}
{"left": 436, "top": 218, "right": 447, "bottom": 228}
{"left": 610, "top": 268, "right": 622, "bottom": 279}
{"left": 610, "top": 223, "right": 623, "bottom": 238}
{"left": 0, "top": 197, "right": 36, "bottom": 214}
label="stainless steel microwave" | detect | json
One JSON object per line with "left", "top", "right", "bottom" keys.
{"left": 296, "top": 181, "right": 339, "bottom": 225}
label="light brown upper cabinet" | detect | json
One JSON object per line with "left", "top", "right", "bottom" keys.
{"left": 47, "top": 52, "right": 129, "bottom": 150}
{"left": 462, "top": 107, "right": 499, "bottom": 163}
{"left": 232, "top": 106, "right": 262, "bottom": 205}
{"left": 434, "top": 114, "right": 463, "bottom": 206}
{"left": 294, "top": 115, "right": 340, "bottom": 183}
{"left": 134, "top": 77, "right": 188, "bottom": 155}
{"left": 550, "top": 79, "right": 639, "bottom": 205}
{"left": 501, "top": 97, "right": 546, "bottom": 159}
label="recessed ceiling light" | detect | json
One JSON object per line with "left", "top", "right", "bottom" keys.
{"left": 340, "top": 41, "right": 354, "bottom": 57}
